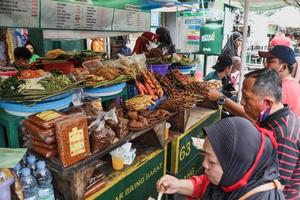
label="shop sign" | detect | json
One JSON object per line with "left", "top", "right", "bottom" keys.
{"left": 0, "top": 0, "right": 39, "bottom": 28}
{"left": 92, "top": 150, "right": 164, "bottom": 200}
{"left": 200, "top": 23, "right": 224, "bottom": 55}
{"left": 176, "top": 153, "right": 203, "bottom": 179}
{"left": 177, "top": 123, "right": 205, "bottom": 171}
{"left": 169, "top": 110, "right": 220, "bottom": 174}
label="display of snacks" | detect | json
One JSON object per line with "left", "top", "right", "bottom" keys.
{"left": 171, "top": 69, "right": 190, "bottom": 85}
{"left": 171, "top": 54, "right": 195, "bottom": 66}
{"left": 135, "top": 69, "right": 164, "bottom": 100}
{"left": 90, "top": 124, "right": 116, "bottom": 153}
{"left": 158, "top": 89, "right": 198, "bottom": 112}
{"left": 125, "top": 95, "right": 154, "bottom": 111}
{"left": 28, "top": 110, "right": 65, "bottom": 129}
{"left": 18, "top": 69, "right": 48, "bottom": 80}
{"left": 184, "top": 80, "right": 222, "bottom": 95}
{"left": 106, "top": 117, "right": 129, "bottom": 139}
{"left": 84, "top": 170, "right": 106, "bottom": 198}
{"left": 22, "top": 111, "right": 62, "bottom": 159}
{"left": 146, "top": 48, "right": 171, "bottom": 64}
{"left": 126, "top": 109, "right": 170, "bottom": 130}
{"left": 75, "top": 56, "right": 138, "bottom": 88}
{"left": 55, "top": 113, "right": 91, "bottom": 167}
{"left": 62, "top": 100, "right": 102, "bottom": 126}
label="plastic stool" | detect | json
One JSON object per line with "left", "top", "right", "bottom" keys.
{"left": 0, "top": 110, "right": 24, "bottom": 148}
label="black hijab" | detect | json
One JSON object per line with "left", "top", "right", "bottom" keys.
{"left": 156, "top": 27, "right": 175, "bottom": 55}
{"left": 201, "top": 117, "right": 284, "bottom": 200}
{"left": 222, "top": 32, "right": 242, "bottom": 57}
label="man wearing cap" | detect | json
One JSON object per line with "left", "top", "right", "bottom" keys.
{"left": 203, "top": 68, "right": 300, "bottom": 199}
{"left": 204, "top": 54, "right": 235, "bottom": 98}
{"left": 259, "top": 45, "right": 300, "bottom": 117}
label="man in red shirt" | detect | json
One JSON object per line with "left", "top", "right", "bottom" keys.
{"left": 259, "top": 45, "right": 300, "bottom": 117}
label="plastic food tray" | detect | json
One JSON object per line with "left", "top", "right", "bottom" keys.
{"left": 0, "top": 95, "right": 73, "bottom": 116}
{"left": 84, "top": 82, "right": 126, "bottom": 97}
{"left": 42, "top": 91, "right": 74, "bottom": 102}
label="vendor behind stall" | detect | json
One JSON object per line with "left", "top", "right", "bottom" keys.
{"left": 132, "top": 32, "right": 159, "bottom": 55}
{"left": 118, "top": 36, "right": 132, "bottom": 56}
{"left": 156, "top": 27, "right": 175, "bottom": 55}
{"left": 25, "top": 41, "right": 39, "bottom": 64}
{"left": 157, "top": 117, "right": 284, "bottom": 200}
{"left": 10, "top": 47, "right": 32, "bottom": 69}
{"left": 204, "top": 54, "right": 235, "bottom": 98}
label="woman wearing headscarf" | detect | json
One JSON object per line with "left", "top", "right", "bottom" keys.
{"left": 157, "top": 117, "right": 285, "bottom": 200}
{"left": 222, "top": 32, "right": 243, "bottom": 57}
{"left": 132, "top": 31, "right": 159, "bottom": 55}
{"left": 156, "top": 27, "right": 176, "bottom": 55}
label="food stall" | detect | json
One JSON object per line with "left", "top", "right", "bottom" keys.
{"left": 0, "top": 1, "right": 222, "bottom": 200}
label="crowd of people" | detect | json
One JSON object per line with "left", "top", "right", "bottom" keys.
{"left": 156, "top": 32, "right": 300, "bottom": 200}
{"left": 6, "top": 28, "right": 300, "bottom": 200}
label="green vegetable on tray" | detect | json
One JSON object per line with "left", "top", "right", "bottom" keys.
{"left": 39, "top": 75, "right": 72, "bottom": 90}
{"left": 0, "top": 75, "right": 85, "bottom": 105}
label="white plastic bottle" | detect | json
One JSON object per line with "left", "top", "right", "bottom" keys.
{"left": 35, "top": 161, "right": 55, "bottom": 200}
{"left": 20, "top": 168, "right": 39, "bottom": 200}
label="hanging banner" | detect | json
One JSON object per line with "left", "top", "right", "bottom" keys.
{"left": 113, "top": 9, "right": 150, "bottom": 32}
{"left": 200, "top": 22, "right": 224, "bottom": 55}
{"left": 176, "top": 11, "right": 202, "bottom": 53}
{"left": 0, "top": 0, "right": 39, "bottom": 28}
{"left": 41, "top": 0, "right": 114, "bottom": 30}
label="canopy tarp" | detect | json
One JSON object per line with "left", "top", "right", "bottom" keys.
{"left": 90, "top": 0, "right": 202, "bottom": 10}
{"left": 227, "top": 0, "right": 292, "bottom": 11}
{"left": 267, "top": 6, "right": 300, "bottom": 27}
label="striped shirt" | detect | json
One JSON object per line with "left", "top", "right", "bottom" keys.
{"left": 261, "top": 106, "right": 300, "bottom": 200}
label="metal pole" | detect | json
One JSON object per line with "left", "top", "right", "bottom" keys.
{"left": 237, "top": 0, "right": 249, "bottom": 103}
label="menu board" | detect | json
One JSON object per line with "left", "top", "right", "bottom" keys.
{"left": 113, "top": 9, "right": 150, "bottom": 32}
{"left": 0, "top": 0, "right": 150, "bottom": 32}
{"left": 0, "top": 0, "right": 39, "bottom": 28}
{"left": 41, "top": 0, "right": 114, "bottom": 30}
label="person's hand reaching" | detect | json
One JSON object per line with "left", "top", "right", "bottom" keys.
{"left": 202, "top": 89, "right": 223, "bottom": 101}
{"left": 156, "top": 175, "right": 181, "bottom": 194}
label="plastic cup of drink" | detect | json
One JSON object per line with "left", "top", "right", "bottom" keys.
{"left": 110, "top": 149, "right": 124, "bottom": 170}
{"left": 165, "top": 122, "right": 171, "bottom": 140}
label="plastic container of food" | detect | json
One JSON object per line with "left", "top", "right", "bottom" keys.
{"left": 147, "top": 64, "right": 170, "bottom": 76}
{"left": 42, "top": 61, "right": 75, "bottom": 74}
